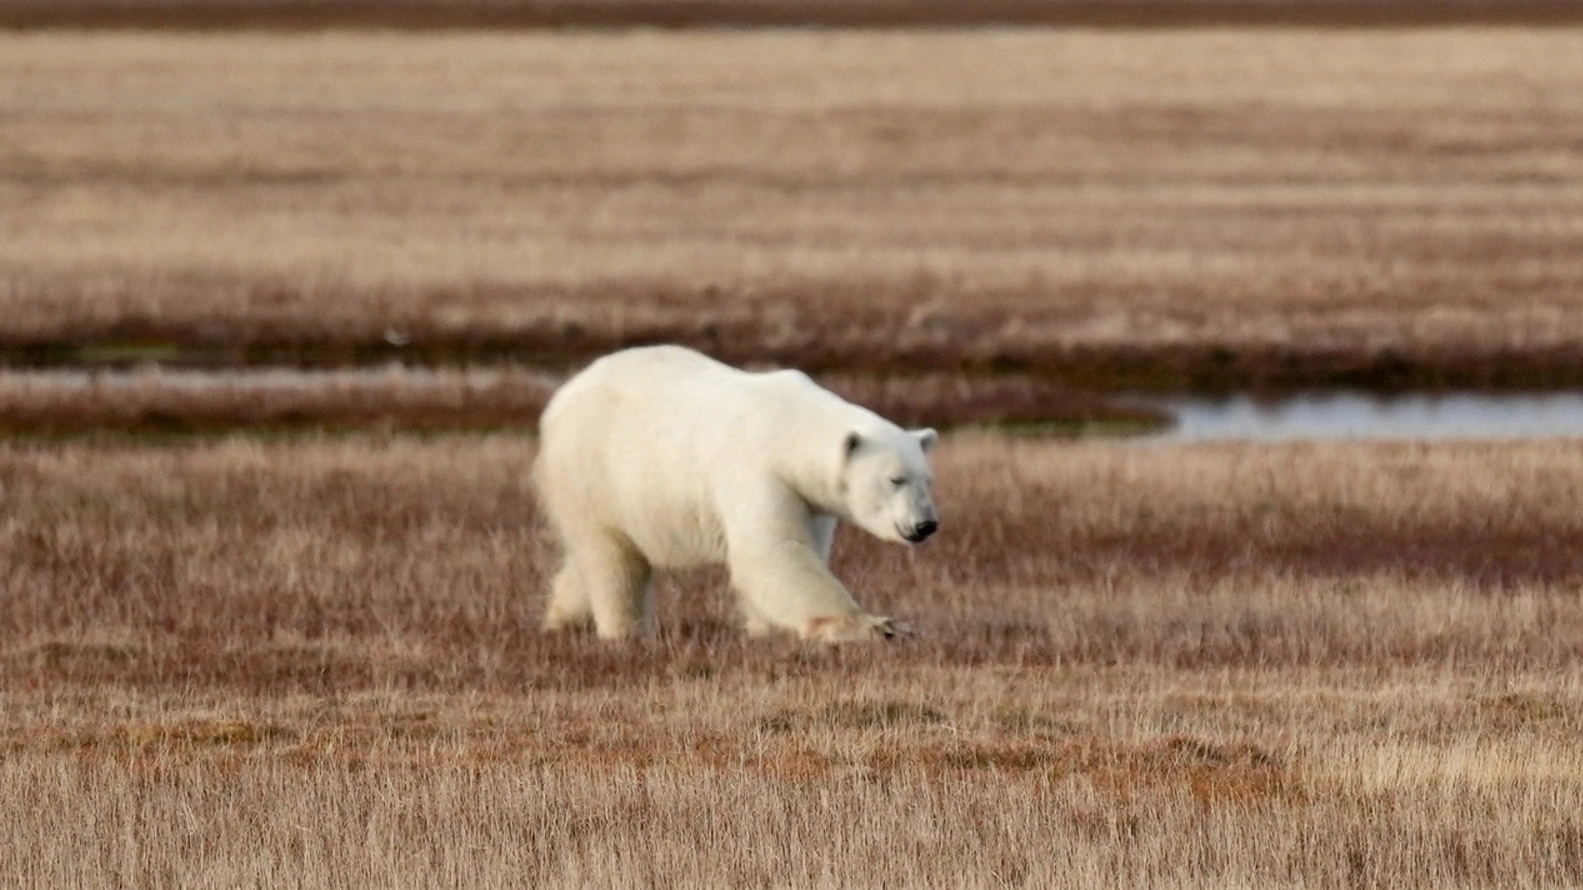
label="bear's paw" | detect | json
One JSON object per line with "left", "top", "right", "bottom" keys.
{"left": 803, "top": 613, "right": 906, "bottom": 643}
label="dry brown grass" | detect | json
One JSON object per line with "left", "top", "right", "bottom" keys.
{"left": 5, "top": 433, "right": 1583, "bottom": 885}
{"left": 6, "top": 670, "right": 1583, "bottom": 888}
{"left": 4, "top": 29, "right": 1583, "bottom": 386}
{"left": 11, "top": 434, "right": 1583, "bottom": 687}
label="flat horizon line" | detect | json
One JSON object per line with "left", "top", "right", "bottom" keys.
{"left": 4, "top": 0, "right": 1583, "bottom": 31}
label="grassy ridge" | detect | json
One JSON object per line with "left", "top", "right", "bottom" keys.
{"left": 0, "top": 368, "right": 1166, "bottom": 436}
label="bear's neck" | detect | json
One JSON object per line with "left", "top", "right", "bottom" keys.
{"left": 772, "top": 397, "right": 882, "bottom": 520}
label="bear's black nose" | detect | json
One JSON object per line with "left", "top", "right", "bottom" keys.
{"left": 908, "top": 520, "right": 938, "bottom": 542}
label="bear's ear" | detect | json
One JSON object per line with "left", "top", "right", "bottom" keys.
{"left": 843, "top": 432, "right": 864, "bottom": 459}
{"left": 912, "top": 428, "right": 939, "bottom": 452}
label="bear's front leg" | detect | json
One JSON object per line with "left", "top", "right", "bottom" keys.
{"left": 722, "top": 487, "right": 898, "bottom": 643}
{"left": 726, "top": 536, "right": 895, "bottom": 643}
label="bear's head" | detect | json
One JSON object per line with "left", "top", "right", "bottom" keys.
{"left": 839, "top": 427, "right": 940, "bottom": 545}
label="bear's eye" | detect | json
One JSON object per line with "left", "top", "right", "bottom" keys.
{"left": 889, "top": 476, "right": 907, "bottom": 487}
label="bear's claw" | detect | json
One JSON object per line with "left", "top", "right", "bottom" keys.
{"left": 804, "top": 613, "right": 908, "bottom": 643}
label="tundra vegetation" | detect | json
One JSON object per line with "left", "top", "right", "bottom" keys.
{"left": 5, "top": 436, "right": 1583, "bottom": 886}
{"left": 2, "top": 19, "right": 1582, "bottom": 889}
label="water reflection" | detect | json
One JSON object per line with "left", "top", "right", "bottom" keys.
{"left": 1140, "top": 392, "right": 1583, "bottom": 442}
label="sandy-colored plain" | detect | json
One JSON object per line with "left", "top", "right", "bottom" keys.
{"left": 4, "top": 433, "right": 1583, "bottom": 886}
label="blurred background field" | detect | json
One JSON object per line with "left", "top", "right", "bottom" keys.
{"left": 4, "top": 25, "right": 1583, "bottom": 434}
{"left": 4, "top": 4, "right": 1583, "bottom": 887}
{"left": 4, "top": 29, "right": 1582, "bottom": 387}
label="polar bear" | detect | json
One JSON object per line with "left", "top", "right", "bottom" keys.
{"left": 533, "top": 345, "right": 940, "bottom": 642}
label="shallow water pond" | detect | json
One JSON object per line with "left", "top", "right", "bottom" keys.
{"left": 1135, "top": 392, "right": 1583, "bottom": 442}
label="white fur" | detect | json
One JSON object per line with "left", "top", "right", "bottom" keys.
{"left": 534, "top": 345, "right": 939, "bottom": 641}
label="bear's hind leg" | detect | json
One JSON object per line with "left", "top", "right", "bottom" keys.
{"left": 543, "top": 562, "right": 594, "bottom": 631}
{"left": 578, "top": 534, "right": 655, "bottom": 640}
